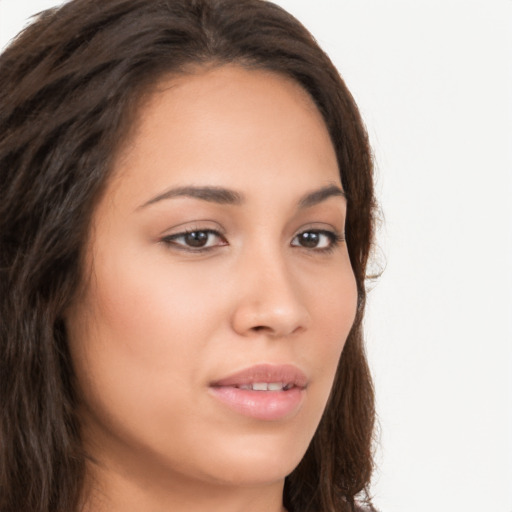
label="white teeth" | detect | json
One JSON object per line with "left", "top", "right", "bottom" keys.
{"left": 238, "top": 382, "right": 286, "bottom": 391}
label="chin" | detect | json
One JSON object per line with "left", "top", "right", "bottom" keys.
{"left": 201, "top": 457, "right": 299, "bottom": 487}
{"left": 186, "top": 427, "right": 311, "bottom": 487}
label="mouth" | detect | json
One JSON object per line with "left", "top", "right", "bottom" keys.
{"left": 209, "top": 364, "right": 308, "bottom": 421}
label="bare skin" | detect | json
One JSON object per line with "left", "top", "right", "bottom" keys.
{"left": 66, "top": 65, "right": 357, "bottom": 512}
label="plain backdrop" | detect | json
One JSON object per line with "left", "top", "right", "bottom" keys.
{"left": 1, "top": 1, "right": 511, "bottom": 511}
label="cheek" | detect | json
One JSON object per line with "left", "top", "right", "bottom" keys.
{"left": 82, "top": 245, "right": 219, "bottom": 368}
{"left": 66, "top": 248, "right": 220, "bottom": 447}
{"left": 304, "top": 266, "right": 358, "bottom": 393}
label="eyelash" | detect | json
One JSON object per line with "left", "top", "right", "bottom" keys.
{"left": 161, "top": 229, "right": 227, "bottom": 252}
{"left": 161, "top": 228, "right": 344, "bottom": 254}
{"left": 291, "top": 230, "right": 344, "bottom": 253}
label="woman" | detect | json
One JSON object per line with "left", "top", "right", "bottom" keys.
{"left": 0, "top": 1, "right": 377, "bottom": 511}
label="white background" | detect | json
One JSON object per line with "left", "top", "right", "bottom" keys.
{"left": 1, "top": 1, "right": 511, "bottom": 511}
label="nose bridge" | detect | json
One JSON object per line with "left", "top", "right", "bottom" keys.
{"left": 250, "top": 242, "right": 294, "bottom": 300}
{"left": 231, "top": 238, "right": 310, "bottom": 337}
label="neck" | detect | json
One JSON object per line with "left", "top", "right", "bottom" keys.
{"left": 81, "top": 457, "right": 288, "bottom": 512}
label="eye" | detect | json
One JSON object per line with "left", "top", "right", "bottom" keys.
{"left": 161, "top": 229, "right": 227, "bottom": 251}
{"left": 291, "top": 230, "right": 342, "bottom": 251}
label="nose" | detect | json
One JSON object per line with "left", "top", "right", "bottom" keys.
{"left": 230, "top": 248, "right": 310, "bottom": 338}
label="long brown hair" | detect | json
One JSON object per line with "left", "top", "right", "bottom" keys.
{"left": 0, "top": 1, "right": 377, "bottom": 511}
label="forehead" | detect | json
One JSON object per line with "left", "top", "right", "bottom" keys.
{"left": 108, "top": 64, "right": 340, "bottom": 206}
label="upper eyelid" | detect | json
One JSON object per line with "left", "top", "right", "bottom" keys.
{"left": 190, "top": 228, "right": 340, "bottom": 237}
{"left": 162, "top": 226, "right": 342, "bottom": 239}
{"left": 165, "top": 227, "right": 223, "bottom": 237}
{"left": 294, "top": 224, "right": 345, "bottom": 239}
{"left": 292, "top": 229, "right": 343, "bottom": 246}
{"left": 160, "top": 220, "right": 224, "bottom": 236}
{"left": 162, "top": 228, "right": 225, "bottom": 243}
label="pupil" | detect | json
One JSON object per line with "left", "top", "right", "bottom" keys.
{"left": 300, "top": 232, "right": 319, "bottom": 248}
{"left": 185, "top": 231, "right": 208, "bottom": 247}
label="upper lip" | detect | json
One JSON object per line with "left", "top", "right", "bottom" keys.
{"left": 210, "top": 364, "right": 308, "bottom": 389}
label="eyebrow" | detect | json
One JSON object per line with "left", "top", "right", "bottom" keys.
{"left": 297, "top": 184, "right": 346, "bottom": 208}
{"left": 138, "top": 183, "right": 346, "bottom": 209}
{"left": 139, "top": 185, "right": 243, "bottom": 208}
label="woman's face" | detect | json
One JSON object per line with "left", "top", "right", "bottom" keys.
{"left": 66, "top": 65, "right": 357, "bottom": 492}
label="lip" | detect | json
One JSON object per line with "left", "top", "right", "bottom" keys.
{"left": 209, "top": 364, "right": 308, "bottom": 421}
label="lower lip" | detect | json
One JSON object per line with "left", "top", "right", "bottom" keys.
{"left": 209, "top": 386, "right": 305, "bottom": 421}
